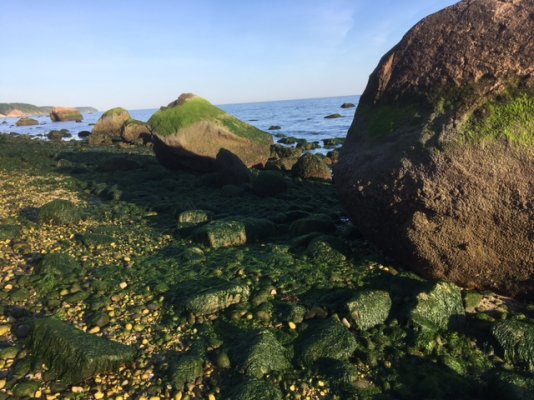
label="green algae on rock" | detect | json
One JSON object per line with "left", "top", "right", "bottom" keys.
{"left": 292, "top": 153, "right": 332, "bottom": 181}
{"left": 409, "top": 281, "right": 464, "bottom": 331}
{"left": 0, "top": 223, "right": 21, "bottom": 240}
{"left": 38, "top": 199, "right": 82, "bottom": 225}
{"left": 347, "top": 290, "right": 392, "bottom": 330}
{"left": 149, "top": 93, "right": 273, "bottom": 171}
{"left": 15, "top": 117, "right": 39, "bottom": 126}
{"left": 180, "top": 280, "right": 251, "bottom": 316}
{"left": 493, "top": 318, "right": 534, "bottom": 371}
{"left": 169, "top": 342, "right": 206, "bottom": 389}
{"left": 192, "top": 220, "right": 247, "bottom": 248}
{"left": 28, "top": 317, "right": 136, "bottom": 384}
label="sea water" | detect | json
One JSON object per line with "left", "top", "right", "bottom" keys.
{"left": 0, "top": 95, "right": 359, "bottom": 150}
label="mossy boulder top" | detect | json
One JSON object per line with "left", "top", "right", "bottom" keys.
{"left": 91, "top": 107, "right": 132, "bottom": 139}
{"left": 16, "top": 117, "right": 39, "bottom": 126}
{"left": 334, "top": 0, "right": 533, "bottom": 299}
{"left": 50, "top": 107, "right": 83, "bottom": 122}
{"left": 149, "top": 93, "right": 273, "bottom": 171}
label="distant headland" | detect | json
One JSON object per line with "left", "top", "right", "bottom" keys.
{"left": 0, "top": 103, "right": 98, "bottom": 118}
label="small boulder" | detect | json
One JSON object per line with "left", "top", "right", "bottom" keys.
{"left": 169, "top": 342, "right": 206, "bottom": 389}
{"left": 178, "top": 210, "right": 211, "bottom": 226}
{"left": 409, "top": 281, "right": 464, "bottom": 331}
{"left": 50, "top": 107, "right": 83, "bottom": 122}
{"left": 38, "top": 199, "right": 82, "bottom": 225}
{"left": 16, "top": 117, "right": 38, "bottom": 126}
{"left": 346, "top": 290, "right": 392, "bottom": 330}
{"left": 182, "top": 280, "right": 250, "bottom": 316}
{"left": 268, "top": 125, "right": 281, "bottom": 130}
{"left": 28, "top": 317, "right": 136, "bottom": 384}
{"left": 0, "top": 224, "right": 21, "bottom": 241}
{"left": 213, "top": 148, "right": 253, "bottom": 186}
{"left": 192, "top": 220, "right": 247, "bottom": 248}
{"left": 121, "top": 119, "right": 151, "bottom": 144}
{"left": 78, "top": 130, "right": 91, "bottom": 138}
{"left": 47, "top": 129, "right": 71, "bottom": 141}
{"left": 90, "top": 107, "right": 131, "bottom": 145}
{"left": 324, "top": 113, "right": 343, "bottom": 119}
{"left": 492, "top": 318, "right": 534, "bottom": 371}
{"left": 292, "top": 153, "right": 332, "bottom": 181}
{"left": 241, "top": 217, "right": 276, "bottom": 242}
{"left": 340, "top": 103, "right": 356, "bottom": 109}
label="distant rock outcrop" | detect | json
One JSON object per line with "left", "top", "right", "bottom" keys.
{"left": 50, "top": 107, "right": 83, "bottom": 122}
{"left": 148, "top": 93, "right": 273, "bottom": 172}
{"left": 334, "top": 0, "right": 533, "bottom": 299}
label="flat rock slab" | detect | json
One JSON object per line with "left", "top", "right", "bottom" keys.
{"left": 28, "top": 317, "right": 136, "bottom": 384}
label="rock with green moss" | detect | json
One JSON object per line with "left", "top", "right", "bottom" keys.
{"left": 121, "top": 119, "right": 151, "bottom": 144}
{"left": 16, "top": 117, "right": 38, "bottom": 126}
{"left": 251, "top": 171, "right": 288, "bottom": 197}
{"left": 488, "top": 371, "right": 534, "bottom": 400}
{"left": 295, "top": 317, "right": 357, "bottom": 367}
{"left": 492, "top": 318, "right": 534, "bottom": 370}
{"left": 183, "top": 280, "right": 250, "bottom": 316}
{"left": 169, "top": 342, "right": 206, "bottom": 389}
{"left": 334, "top": 0, "right": 534, "bottom": 299}
{"left": 89, "top": 107, "right": 131, "bottom": 145}
{"left": 409, "top": 281, "right": 464, "bottom": 331}
{"left": 229, "top": 379, "right": 283, "bottom": 400}
{"left": 38, "top": 199, "right": 82, "bottom": 225}
{"left": 28, "top": 317, "right": 136, "bottom": 384}
{"left": 192, "top": 220, "right": 247, "bottom": 248}
{"left": 292, "top": 153, "right": 332, "bottom": 181}
{"left": 0, "top": 224, "right": 21, "bottom": 241}
{"left": 347, "top": 290, "right": 392, "bottom": 330}
{"left": 178, "top": 209, "right": 211, "bottom": 226}
{"left": 12, "top": 380, "right": 41, "bottom": 397}
{"left": 234, "top": 330, "right": 291, "bottom": 378}
{"left": 50, "top": 107, "right": 83, "bottom": 122}
{"left": 148, "top": 93, "right": 273, "bottom": 171}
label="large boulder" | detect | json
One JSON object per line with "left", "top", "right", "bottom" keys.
{"left": 16, "top": 117, "right": 38, "bottom": 126}
{"left": 148, "top": 93, "right": 273, "bottom": 171}
{"left": 50, "top": 107, "right": 83, "bottom": 122}
{"left": 334, "top": 0, "right": 533, "bottom": 299}
{"left": 89, "top": 107, "right": 131, "bottom": 145}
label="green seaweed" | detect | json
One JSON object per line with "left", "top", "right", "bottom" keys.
{"left": 493, "top": 318, "right": 534, "bottom": 371}
{"left": 347, "top": 290, "right": 392, "bottom": 330}
{"left": 38, "top": 199, "right": 82, "bottom": 225}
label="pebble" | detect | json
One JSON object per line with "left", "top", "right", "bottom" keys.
{"left": 119, "top": 282, "right": 128, "bottom": 289}
{"left": 0, "top": 324, "right": 11, "bottom": 336}
{"left": 0, "top": 379, "right": 5, "bottom": 390}
{"left": 288, "top": 321, "right": 297, "bottom": 330}
{"left": 94, "top": 392, "right": 104, "bottom": 399}
{"left": 89, "top": 326, "right": 101, "bottom": 334}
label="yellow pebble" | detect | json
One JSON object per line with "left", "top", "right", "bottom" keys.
{"left": 289, "top": 384, "right": 296, "bottom": 391}
{"left": 119, "top": 281, "right": 128, "bottom": 289}
{"left": 0, "top": 325, "right": 10, "bottom": 336}
{"left": 208, "top": 394, "right": 216, "bottom": 400}
{"left": 317, "top": 380, "right": 325, "bottom": 387}
{"left": 149, "top": 397, "right": 160, "bottom": 400}
{"left": 89, "top": 326, "right": 101, "bottom": 334}
{"left": 4, "top": 284, "right": 13, "bottom": 291}
{"left": 174, "top": 392, "right": 183, "bottom": 400}
{"left": 95, "top": 392, "right": 104, "bottom": 399}
{"left": 35, "top": 390, "right": 42, "bottom": 398}
{"left": 288, "top": 321, "right": 297, "bottom": 330}
{"left": 0, "top": 379, "right": 6, "bottom": 390}
{"left": 116, "top": 397, "right": 124, "bottom": 400}
{"left": 125, "top": 323, "right": 133, "bottom": 331}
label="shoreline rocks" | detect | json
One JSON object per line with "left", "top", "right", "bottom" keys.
{"left": 50, "top": 107, "right": 83, "bottom": 122}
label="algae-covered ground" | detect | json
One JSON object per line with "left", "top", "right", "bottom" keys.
{"left": 0, "top": 134, "right": 533, "bottom": 400}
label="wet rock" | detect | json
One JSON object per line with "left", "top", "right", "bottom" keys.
{"left": 251, "top": 171, "right": 288, "bottom": 197}
{"left": 334, "top": 0, "right": 534, "bottom": 299}
{"left": 292, "top": 153, "right": 332, "bottom": 181}
{"left": 38, "top": 199, "right": 82, "bottom": 225}
{"left": 268, "top": 125, "right": 281, "bottom": 130}
{"left": 492, "top": 318, "right": 534, "bottom": 371}
{"left": 182, "top": 280, "right": 250, "bottom": 316}
{"left": 409, "top": 281, "right": 464, "bottom": 331}
{"left": 295, "top": 317, "right": 357, "bottom": 367}
{"left": 324, "top": 113, "right": 343, "bottom": 119}
{"left": 305, "top": 238, "right": 347, "bottom": 264}
{"left": 275, "top": 303, "right": 306, "bottom": 324}
{"left": 235, "top": 330, "right": 291, "bottom": 378}
{"left": 346, "top": 290, "right": 392, "bottom": 330}
{"left": 322, "top": 137, "right": 345, "bottom": 148}
{"left": 50, "top": 107, "right": 83, "bottom": 122}
{"left": 121, "top": 119, "right": 151, "bottom": 144}
{"left": 0, "top": 224, "right": 21, "bottom": 241}
{"left": 12, "top": 381, "right": 40, "bottom": 398}
{"left": 289, "top": 214, "right": 335, "bottom": 237}
{"left": 47, "top": 129, "right": 71, "bottom": 141}
{"left": 16, "top": 117, "right": 38, "bottom": 126}
{"left": 149, "top": 93, "right": 272, "bottom": 171}
{"left": 340, "top": 103, "right": 356, "bottom": 109}
{"left": 169, "top": 342, "right": 205, "bottom": 389}
{"left": 90, "top": 107, "right": 131, "bottom": 145}
{"left": 229, "top": 379, "right": 283, "bottom": 400}
{"left": 78, "top": 130, "right": 91, "bottom": 138}
{"left": 192, "top": 220, "right": 247, "bottom": 248}
{"left": 28, "top": 317, "right": 136, "bottom": 384}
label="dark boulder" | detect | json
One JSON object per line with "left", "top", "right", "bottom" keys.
{"left": 292, "top": 153, "right": 332, "bottom": 181}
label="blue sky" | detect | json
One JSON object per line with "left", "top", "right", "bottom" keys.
{"left": 1, "top": 0, "right": 458, "bottom": 109}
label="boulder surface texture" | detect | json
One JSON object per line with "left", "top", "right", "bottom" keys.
{"left": 334, "top": 0, "right": 533, "bottom": 299}
{"left": 148, "top": 93, "right": 273, "bottom": 171}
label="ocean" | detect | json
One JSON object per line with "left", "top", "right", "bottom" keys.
{"left": 0, "top": 95, "right": 359, "bottom": 151}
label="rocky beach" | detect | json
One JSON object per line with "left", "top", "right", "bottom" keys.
{"left": 1, "top": 0, "right": 533, "bottom": 399}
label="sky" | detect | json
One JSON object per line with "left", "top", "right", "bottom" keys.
{"left": 0, "top": 0, "right": 458, "bottom": 110}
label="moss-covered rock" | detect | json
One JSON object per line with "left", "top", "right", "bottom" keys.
{"left": 274, "top": 303, "right": 306, "bottom": 324}
{"left": 192, "top": 220, "right": 247, "bottom": 248}
{"left": 90, "top": 107, "right": 131, "bottom": 145}
{"left": 50, "top": 107, "right": 83, "bottom": 122}
{"left": 251, "top": 171, "right": 288, "bottom": 197}
{"left": 409, "top": 281, "right": 464, "bottom": 331}
{"left": 28, "top": 317, "right": 136, "bottom": 384}
{"left": 234, "top": 330, "right": 291, "bottom": 378}
{"left": 178, "top": 209, "right": 211, "bottom": 226}
{"left": 149, "top": 93, "right": 272, "bottom": 171}
{"left": 12, "top": 380, "right": 40, "bottom": 397}
{"left": 292, "top": 153, "right": 332, "bottom": 181}
{"left": 47, "top": 129, "right": 71, "bottom": 141}
{"left": 229, "top": 379, "right": 283, "bottom": 400}
{"left": 169, "top": 342, "right": 206, "bottom": 389}
{"left": 295, "top": 317, "right": 357, "bottom": 367}
{"left": 347, "top": 290, "right": 392, "bottom": 330}
{"left": 492, "top": 318, "right": 534, "bottom": 371}
{"left": 0, "top": 223, "right": 21, "bottom": 241}
{"left": 182, "top": 280, "right": 250, "bottom": 316}
{"left": 16, "top": 117, "right": 38, "bottom": 126}
{"left": 121, "top": 119, "right": 151, "bottom": 144}
{"left": 38, "top": 199, "right": 82, "bottom": 225}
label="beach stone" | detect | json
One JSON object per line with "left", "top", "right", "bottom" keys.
{"left": 334, "top": 0, "right": 534, "bottom": 299}
{"left": 292, "top": 153, "right": 332, "bottom": 181}
{"left": 324, "top": 113, "right": 342, "bottom": 119}
{"left": 289, "top": 214, "right": 335, "bottom": 237}
{"left": 192, "top": 220, "right": 247, "bottom": 248}
{"left": 251, "top": 171, "right": 288, "bottom": 197}
{"left": 149, "top": 93, "right": 272, "bottom": 171}
{"left": 235, "top": 330, "right": 291, "bottom": 378}
{"left": 121, "top": 119, "right": 151, "bottom": 144}
{"left": 50, "top": 107, "right": 83, "bottom": 122}
{"left": 15, "top": 117, "right": 38, "bottom": 126}
{"left": 90, "top": 107, "right": 131, "bottom": 145}
{"left": 47, "top": 129, "right": 71, "bottom": 141}
{"left": 270, "top": 143, "right": 303, "bottom": 159}
{"left": 409, "top": 281, "right": 464, "bottom": 331}
{"left": 229, "top": 379, "right": 283, "bottom": 400}
{"left": 268, "top": 125, "right": 281, "bottom": 130}
{"left": 347, "top": 290, "right": 392, "bottom": 330}
{"left": 0, "top": 224, "right": 21, "bottom": 241}
{"left": 78, "top": 130, "right": 91, "bottom": 138}
{"left": 28, "top": 317, "right": 136, "bottom": 384}
{"left": 183, "top": 280, "right": 250, "bottom": 316}
{"left": 340, "top": 103, "right": 356, "bottom": 109}
{"left": 295, "top": 317, "right": 357, "bottom": 367}
{"left": 492, "top": 318, "right": 534, "bottom": 371}
{"left": 38, "top": 199, "right": 82, "bottom": 225}
{"left": 12, "top": 381, "right": 40, "bottom": 398}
